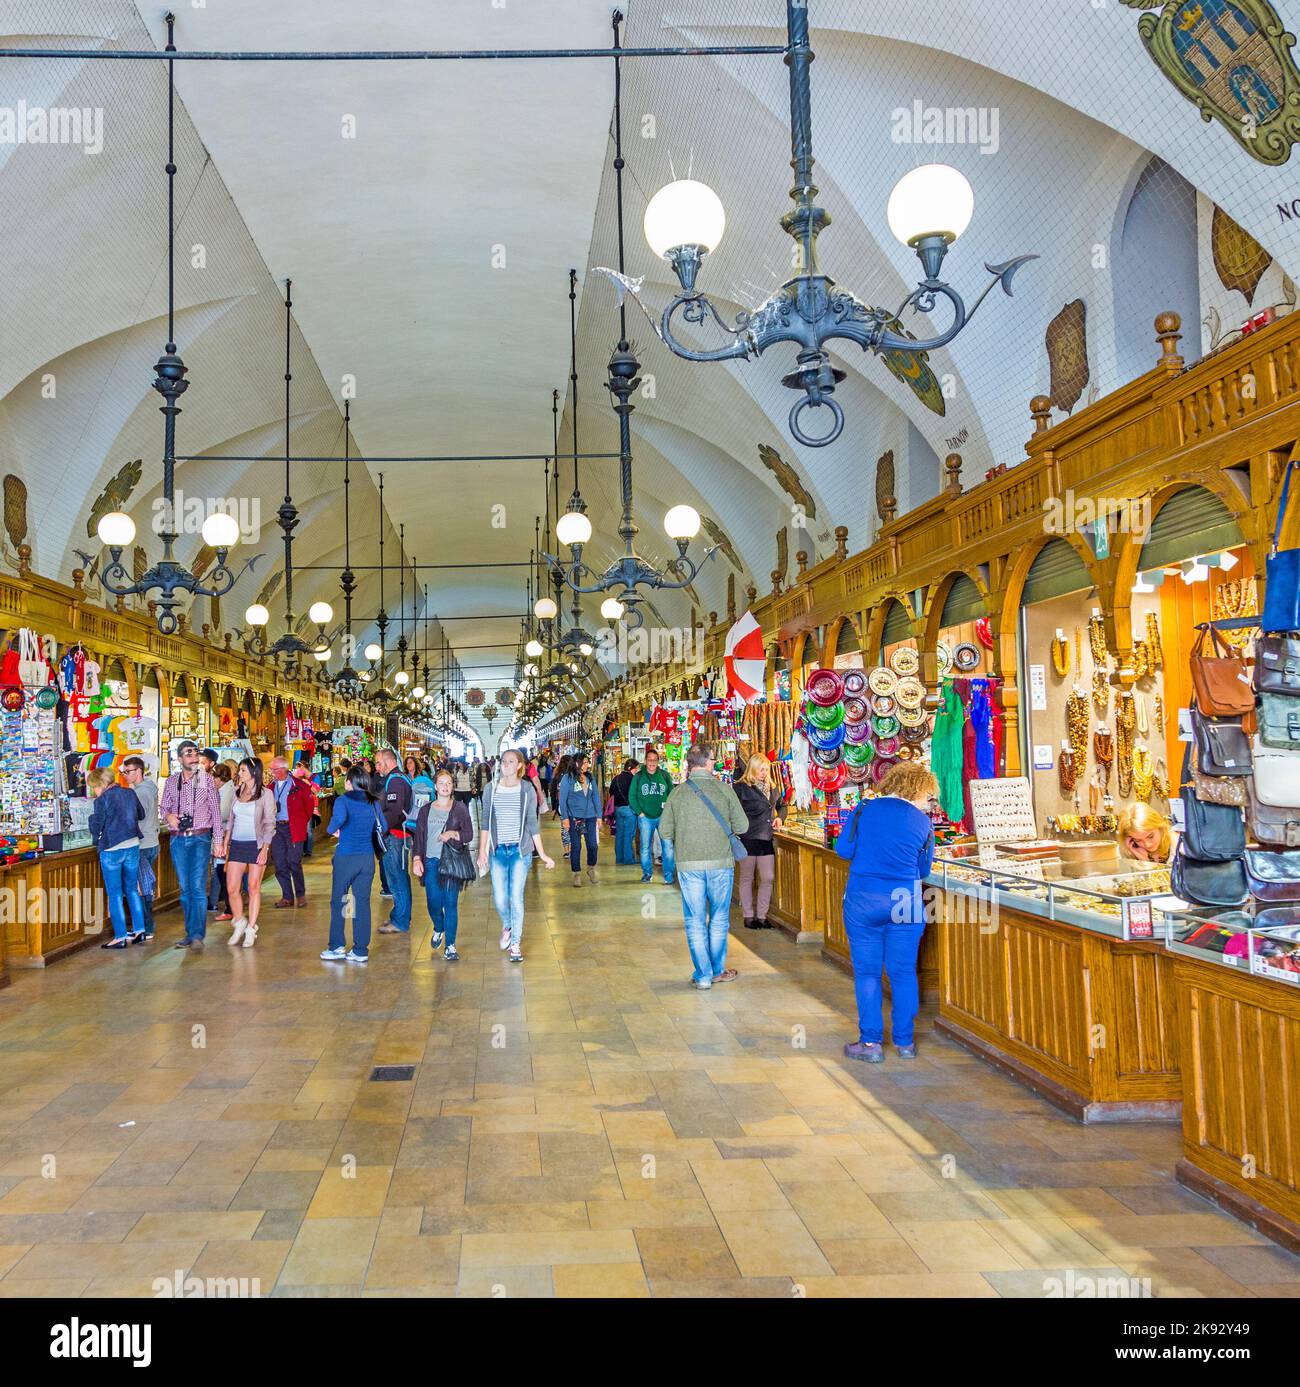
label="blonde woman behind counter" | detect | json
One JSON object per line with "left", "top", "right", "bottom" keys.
{"left": 1117, "top": 804, "right": 1175, "bottom": 864}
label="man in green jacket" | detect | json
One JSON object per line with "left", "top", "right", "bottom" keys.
{"left": 658, "top": 743, "right": 751, "bottom": 990}
{"left": 629, "top": 745, "right": 675, "bottom": 884}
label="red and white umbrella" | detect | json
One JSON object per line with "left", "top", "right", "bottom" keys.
{"left": 725, "top": 610, "right": 766, "bottom": 704}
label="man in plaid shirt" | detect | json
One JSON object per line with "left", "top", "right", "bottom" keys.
{"left": 161, "top": 739, "right": 222, "bottom": 950}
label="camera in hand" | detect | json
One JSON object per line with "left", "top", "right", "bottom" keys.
{"left": 177, "top": 813, "right": 194, "bottom": 832}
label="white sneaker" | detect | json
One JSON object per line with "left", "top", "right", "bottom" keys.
{"left": 499, "top": 927, "right": 511, "bottom": 951}
{"left": 431, "top": 931, "right": 444, "bottom": 949}
{"left": 320, "top": 946, "right": 347, "bottom": 961}
{"left": 508, "top": 947, "right": 523, "bottom": 963}
{"left": 227, "top": 919, "right": 248, "bottom": 946}
{"left": 241, "top": 924, "right": 258, "bottom": 948}
{"left": 345, "top": 949, "right": 368, "bottom": 964}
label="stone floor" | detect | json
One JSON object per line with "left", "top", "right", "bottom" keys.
{"left": 0, "top": 825, "right": 1297, "bottom": 1299}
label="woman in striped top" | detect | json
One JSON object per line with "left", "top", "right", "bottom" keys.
{"left": 478, "top": 748, "right": 555, "bottom": 962}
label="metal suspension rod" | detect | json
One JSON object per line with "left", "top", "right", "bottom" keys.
{"left": 0, "top": 44, "right": 785, "bottom": 62}
{"left": 174, "top": 452, "right": 620, "bottom": 463}
{"left": 569, "top": 269, "right": 580, "bottom": 496}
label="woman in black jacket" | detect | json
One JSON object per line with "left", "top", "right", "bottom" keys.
{"left": 412, "top": 768, "right": 476, "bottom": 961}
{"left": 732, "top": 754, "right": 785, "bottom": 930}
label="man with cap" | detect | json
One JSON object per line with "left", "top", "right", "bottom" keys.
{"left": 161, "top": 740, "right": 222, "bottom": 949}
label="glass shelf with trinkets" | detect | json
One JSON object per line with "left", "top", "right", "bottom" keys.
{"left": 1164, "top": 904, "right": 1300, "bottom": 988}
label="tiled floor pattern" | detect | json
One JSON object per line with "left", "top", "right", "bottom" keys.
{"left": 0, "top": 828, "right": 1297, "bottom": 1298}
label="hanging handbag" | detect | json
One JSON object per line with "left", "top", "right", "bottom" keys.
{"left": 1258, "top": 690, "right": 1300, "bottom": 750}
{"left": 1189, "top": 746, "right": 1246, "bottom": 806}
{"left": 1246, "top": 779, "right": 1300, "bottom": 848}
{"left": 1244, "top": 847, "right": 1300, "bottom": 902}
{"left": 1252, "top": 734, "right": 1300, "bottom": 807}
{"left": 1178, "top": 749, "right": 1245, "bottom": 862}
{"left": 1190, "top": 702, "right": 1252, "bottom": 776}
{"left": 438, "top": 838, "right": 477, "bottom": 885}
{"left": 1262, "top": 459, "right": 1300, "bottom": 634}
{"left": 1171, "top": 839, "right": 1249, "bottom": 907}
{"left": 1255, "top": 633, "right": 1300, "bottom": 693}
{"left": 16, "top": 628, "right": 45, "bottom": 686}
{"left": 371, "top": 802, "right": 391, "bottom": 861}
{"left": 1189, "top": 625, "right": 1255, "bottom": 715}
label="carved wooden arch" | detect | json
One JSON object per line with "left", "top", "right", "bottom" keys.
{"left": 139, "top": 664, "right": 170, "bottom": 705}
{"left": 863, "top": 592, "right": 920, "bottom": 666}
{"left": 820, "top": 613, "right": 864, "bottom": 667}
{"left": 1111, "top": 475, "right": 1250, "bottom": 652}
{"left": 921, "top": 566, "right": 993, "bottom": 653}
{"left": 994, "top": 530, "right": 1103, "bottom": 680}
{"left": 102, "top": 655, "right": 137, "bottom": 706}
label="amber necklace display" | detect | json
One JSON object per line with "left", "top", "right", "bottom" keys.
{"left": 1132, "top": 743, "right": 1154, "bottom": 802}
{"left": 1050, "top": 633, "right": 1070, "bottom": 679}
{"left": 1135, "top": 690, "right": 1148, "bottom": 736}
{"left": 1145, "top": 612, "right": 1163, "bottom": 668}
{"left": 1091, "top": 667, "right": 1110, "bottom": 719}
{"left": 1093, "top": 726, "right": 1114, "bottom": 790}
{"left": 1115, "top": 692, "right": 1136, "bottom": 797}
{"left": 1132, "top": 639, "right": 1149, "bottom": 680}
{"left": 1065, "top": 688, "right": 1089, "bottom": 772}
{"left": 1058, "top": 747, "right": 1077, "bottom": 796}
{"left": 1089, "top": 614, "right": 1109, "bottom": 667}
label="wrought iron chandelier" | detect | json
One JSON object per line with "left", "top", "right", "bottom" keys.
{"left": 97, "top": 15, "right": 241, "bottom": 633}
{"left": 326, "top": 398, "right": 365, "bottom": 701}
{"left": 241, "top": 280, "right": 334, "bottom": 677}
{"left": 361, "top": 473, "right": 395, "bottom": 710}
{"left": 644, "top": 1, "right": 1036, "bottom": 447}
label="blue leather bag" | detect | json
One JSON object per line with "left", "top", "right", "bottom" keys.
{"left": 1263, "top": 460, "right": 1300, "bottom": 634}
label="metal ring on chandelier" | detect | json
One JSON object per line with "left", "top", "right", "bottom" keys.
{"left": 788, "top": 393, "right": 844, "bottom": 448}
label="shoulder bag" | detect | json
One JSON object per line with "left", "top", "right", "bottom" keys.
{"left": 1262, "top": 458, "right": 1300, "bottom": 634}
{"left": 1246, "top": 780, "right": 1300, "bottom": 848}
{"left": 1252, "top": 734, "right": 1300, "bottom": 808}
{"left": 1244, "top": 847, "right": 1300, "bottom": 903}
{"left": 371, "top": 801, "right": 391, "bottom": 861}
{"left": 1189, "top": 745, "right": 1246, "bottom": 807}
{"left": 438, "top": 839, "right": 477, "bottom": 884}
{"left": 1255, "top": 632, "right": 1300, "bottom": 694}
{"left": 1258, "top": 690, "right": 1300, "bottom": 750}
{"left": 686, "top": 780, "right": 748, "bottom": 861}
{"left": 1178, "top": 747, "right": 1245, "bottom": 863}
{"left": 1189, "top": 625, "right": 1254, "bottom": 716}
{"left": 1170, "top": 839, "right": 1249, "bottom": 908}
{"left": 1190, "top": 702, "right": 1252, "bottom": 776}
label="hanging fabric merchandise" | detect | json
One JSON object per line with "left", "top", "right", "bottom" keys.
{"left": 931, "top": 680, "right": 966, "bottom": 824}
{"left": 970, "top": 678, "right": 995, "bottom": 779}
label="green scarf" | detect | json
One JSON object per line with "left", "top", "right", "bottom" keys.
{"left": 930, "top": 680, "right": 966, "bottom": 824}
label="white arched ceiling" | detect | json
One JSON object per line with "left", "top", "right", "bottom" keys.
{"left": 3, "top": 0, "right": 1298, "bottom": 738}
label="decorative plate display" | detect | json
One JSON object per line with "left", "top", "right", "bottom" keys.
{"left": 871, "top": 713, "right": 901, "bottom": 739}
{"left": 810, "top": 744, "right": 844, "bottom": 768}
{"left": 845, "top": 762, "right": 872, "bottom": 784}
{"left": 867, "top": 666, "right": 897, "bottom": 697}
{"left": 936, "top": 642, "right": 953, "bottom": 677}
{"left": 897, "top": 705, "right": 929, "bottom": 729}
{"left": 875, "top": 736, "right": 901, "bottom": 757}
{"left": 870, "top": 693, "right": 896, "bottom": 717}
{"left": 34, "top": 686, "right": 58, "bottom": 710}
{"left": 805, "top": 720, "right": 846, "bottom": 751}
{"left": 807, "top": 700, "right": 846, "bottom": 730}
{"left": 953, "top": 642, "right": 981, "bottom": 672}
{"left": 842, "top": 696, "right": 870, "bottom": 725}
{"left": 894, "top": 676, "right": 925, "bottom": 709}
{"left": 895, "top": 744, "right": 915, "bottom": 761}
{"left": 871, "top": 756, "right": 899, "bottom": 783}
{"left": 842, "top": 669, "right": 868, "bottom": 697}
{"left": 889, "top": 646, "right": 920, "bottom": 676}
{"left": 1, "top": 687, "right": 24, "bottom": 711}
{"left": 843, "top": 740, "right": 874, "bottom": 767}
{"left": 900, "top": 718, "right": 930, "bottom": 742}
{"left": 809, "top": 760, "right": 848, "bottom": 792}
{"left": 844, "top": 718, "right": 873, "bottom": 744}
{"left": 805, "top": 668, "right": 844, "bottom": 706}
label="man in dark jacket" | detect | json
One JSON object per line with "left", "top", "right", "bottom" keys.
{"left": 374, "top": 747, "right": 414, "bottom": 934}
{"left": 610, "top": 758, "right": 639, "bottom": 865}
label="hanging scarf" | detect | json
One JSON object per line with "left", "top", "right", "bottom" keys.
{"left": 930, "top": 680, "right": 966, "bottom": 824}
{"left": 970, "top": 678, "right": 995, "bottom": 779}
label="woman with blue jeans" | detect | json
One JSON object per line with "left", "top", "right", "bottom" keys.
{"left": 558, "top": 752, "right": 600, "bottom": 887}
{"left": 86, "top": 766, "right": 146, "bottom": 950}
{"left": 412, "top": 769, "right": 475, "bottom": 961}
{"left": 834, "top": 763, "right": 937, "bottom": 1063}
{"left": 320, "top": 766, "right": 381, "bottom": 963}
{"left": 478, "top": 749, "right": 555, "bottom": 963}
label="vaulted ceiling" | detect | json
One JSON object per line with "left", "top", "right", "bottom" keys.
{"left": 3, "top": 0, "right": 1296, "bottom": 744}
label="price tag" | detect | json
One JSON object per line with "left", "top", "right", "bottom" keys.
{"left": 1029, "top": 664, "right": 1048, "bottom": 712}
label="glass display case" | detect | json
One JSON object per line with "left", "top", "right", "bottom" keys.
{"left": 1165, "top": 904, "right": 1300, "bottom": 986}
{"left": 930, "top": 843, "right": 1182, "bottom": 939}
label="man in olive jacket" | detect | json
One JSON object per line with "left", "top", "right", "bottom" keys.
{"left": 628, "top": 745, "right": 675, "bottom": 885}
{"left": 658, "top": 743, "right": 750, "bottom": 990}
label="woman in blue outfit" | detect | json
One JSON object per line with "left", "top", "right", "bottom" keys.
{"left": 320, "top": 765, "right": 381, "bottom": 963}
{"left": 834, "top": 763, "right": 937, "bottom": 1063}
{"left": 558, "top": 751, "right": 601, "bottom": 887}
{"left": 87, "top": 765, "right": 147, "bottom": 949}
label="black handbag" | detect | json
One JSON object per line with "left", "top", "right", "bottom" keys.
{"left": 1255, "top": 632, "right": 1300, "bottom": 694}
{"left": 438, "top": 839, "right": 477, "bottom": 884}
{"left": 1244, "top": 847, "right": 1300, "bottom": 903}
{"left": 1190, "top": 701, "right": 1252, "bottom": 776}
{"left": 1258, "top": 689, "right": 1300, "bottom": 750}
{"left": 1171, "top": 840, "right": 1249, "bottom": 908}
{"left": 1178, "top": 748, "right": 1245, "bottom": 863}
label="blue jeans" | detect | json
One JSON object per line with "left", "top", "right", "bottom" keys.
{"left": 100, "top": 843, "right": 145, "bottom": 940}
{"left": 679, "top": 868, "right": 734, "bottom": 985}
{"left": 382, "top": 836, "right": 412, "bottom": 930}
{"left": 568, "top": 816, "right": 598, "bottom": 872}
{"left": 489, "top": 843, "right": 530, "bottom": 948}
{"left": 137, "top": 845, "right": 158, "bottom": 931}
{"left": 843, "top": 880, "right": 926, "bottom": 1045}
{"left": 614, "top": 805, "right": 637, "bottom": 864}
{"left": 424, "top": 869, "right": 462, "bottom": 946}
{"left": 330, "top": 851, "right": 374, "bottom": 956}
{"left": 638, "top": 814, "right": 674, "bottom": 882}
{"left": 170, "top": 832, "right": 212, "bottom": 941}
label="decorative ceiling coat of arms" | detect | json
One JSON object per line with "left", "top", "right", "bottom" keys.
{"left": 875, "top": 450, "right": 897, "bottom": 523}
{"left": 878, "top": 317, "right": 947, "bottom": 415}
{"left": 1123, "top": 0, "right": 1300, "bottom": 164}
{"left": 758, "top": 444, "right": 816, "bottom": 520}
{"left": 1211, "top": 203, "right": 1273, "bottom": 301}
{"left": 86, "top": 457, "right": 142, "bottom": 538}
{"left": 1045, "top": 300, "right": 1090, "bottom": 414}
{"left": 700, "top": 515, "right": 743, "bottom": 571}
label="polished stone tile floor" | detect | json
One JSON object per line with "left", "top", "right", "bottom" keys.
{"left": 0, "top": 827, "right": 1296, "bottom": 1298}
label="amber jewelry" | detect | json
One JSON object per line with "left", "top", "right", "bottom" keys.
{"left": 1152, "top": 757, "right": 1170, "bottom": 801}
{"left": 1135, "top": 691, "right": 1148, "bottom": 736}
{"left": 1058, "top": 748, "right": 1077, "bottom": 796}
{"left": 1065, "top": 688, "right": 1090, "bottom": 772}
{"left": 1092, "top": 668, "right": 1110, "bottom": 719}
{"left": 1089, "top": 614, "right": 1109, "bottom": 668}
{"left": 1074, "top": 626, "right": 1083, "bottom": 678}
{"left": 1115, "top": 693, "right": 1136, "bottom": 797}
{"left": 1089, "top": 780, "right": 1100, "bottom": 816}
{"left": 1145, "top": 612, "right": 1163, "bottom": 669}
{"left": 1132, "top": 743, "right": 1154, "bottom": 802}
{"left": 1154, "top": 692, "right": 1165, "bottom": 729}
{"left": 1050, "top": 634, "right": 1071, "bottom": 679}
{"left": 1093, "top": 727, "right": 1114, "bottom": 790}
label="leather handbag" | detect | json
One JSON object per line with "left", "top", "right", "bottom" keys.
{"left": 438, "top": 838, "right": 477, "bottom": 884}
{"left": 1178, "top": 748, "right": 1245, "bottom": 862}
{"left": 1171, "top": 840, "right": 1249, "bottom": 907}
{"left": 1252, "top": 734, "right": 1300, "bottom": 807}
{"left": 1258, "top": 690, "right": 1300, "bottom": 750}
{"left": 1262, "top": 459, "right": 1300, "bottom": 634}
{"left": 1189, "top": 624, "right": 1255, "bottom": 716}
{"left": 1190, "top": 702, "right": 1252, "bottom": 776}
{"left": 1246, "top": 779, "right": 1300, "bottom": 848}
{"left": 1190, "top": 746, "right": 1246, "bottom": 806}
{"left": 1255, "top": 633, "right": 1300, "bottom": 693}
{"left": 1244, "top": 847, "right": 1300, "bottom": 902}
